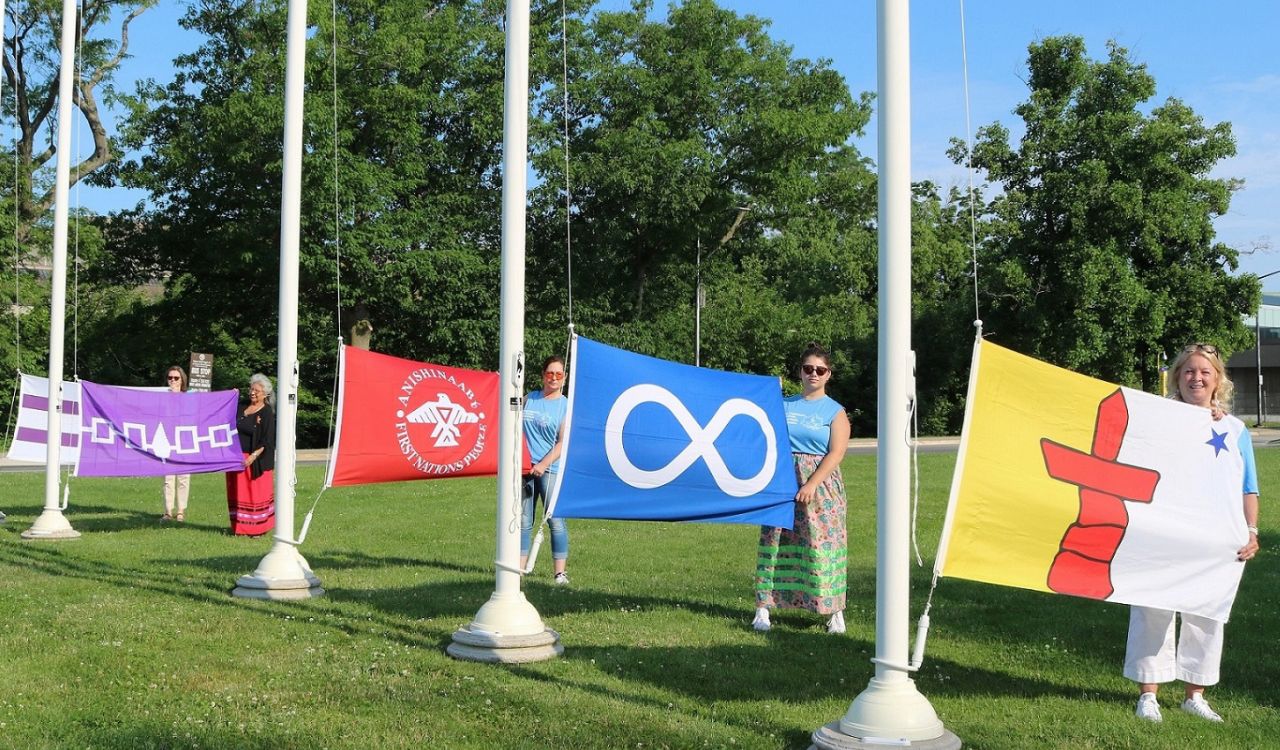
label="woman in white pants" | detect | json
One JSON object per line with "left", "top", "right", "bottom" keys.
{"left": 162, "top": 366, "right": 192, "bottom": 522}
{"left": 1128, "top": 343, "right": 1260, "bottom": 723}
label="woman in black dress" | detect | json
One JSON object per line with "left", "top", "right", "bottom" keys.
{"left": 225, "top": 373, "right": 276, "bottom": 535}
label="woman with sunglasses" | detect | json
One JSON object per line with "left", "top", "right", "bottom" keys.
{"left": 519, "top": 355, "right": 571, "bottom": 585}
{"left": 161, "top": 366, "right": 191, "bottom": 522}
{"left": 753, "top": 342, "right": 851, "bottom": 633}
{"left": 1128, "top": 343, "right": 1260, "bottom": 724}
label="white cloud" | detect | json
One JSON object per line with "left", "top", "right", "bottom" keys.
{"left": 1220, "top": 74, "right": 1280, "bottom": 94}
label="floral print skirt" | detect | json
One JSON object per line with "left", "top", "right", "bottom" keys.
{"left": 755, "top": 453, "right": 847, "bottom": 614}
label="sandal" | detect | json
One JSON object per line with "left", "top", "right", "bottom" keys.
{"left": 176, "top": 513, "right": 185, "bottom": 522}
{"left": 161, "top": 513, "right": 173, "bottom": 522}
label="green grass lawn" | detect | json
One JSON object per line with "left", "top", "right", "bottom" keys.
{"left": 1, "top": 452, "right": 1277, "bottom": 749}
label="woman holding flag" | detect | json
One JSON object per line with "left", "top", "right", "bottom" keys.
{"left": 1128, "top": 342, "right": 1260, "bottom": 723}
{"left": 161, "top": 365, "right": 191, "bottom": 522}
{"left": 753, "top": 342, "right": 850, "bottom": 633}
{"left": 225, "top": 373, "right": 276, "bottom": 536}
{"left": 519, "top": 355, "right": 570, "bottom": 585}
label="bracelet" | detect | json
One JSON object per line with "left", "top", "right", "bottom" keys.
{"left": 1247, "top": 525, "right": 1259, "bottom": 535}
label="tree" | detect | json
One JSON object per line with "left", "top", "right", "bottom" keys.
{"left": 952, "top": 36, "right": 1258, "bottom": 391}
{"left": 2, "top": 0, "right": 151, "bottom": 250}
{"left": 909, "top": 181, "right": 985, "bottom": 434}
{"left": 102, "top": 0, "right": 567, "bottom": 441}
{"left": 0, "top": 1, "right": 152, "bottom": 436}
{"left": 526, "top": 0, "right": 877, "bottom": 413}
{"left": 103, "top": 0, "right": 880, "bottom": 443}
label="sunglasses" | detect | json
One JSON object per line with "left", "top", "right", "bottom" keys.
{"left": 167, "top": 375, "right": 182, "bottom": 381}
{"left": 543, "top": 371, "right": 565, "bottom": 380}
{"left": 1183, "top": 343, "right": 1219, "bottom": 356}
{"left": 801, "top": 364, "right": 830, "bottom": 377}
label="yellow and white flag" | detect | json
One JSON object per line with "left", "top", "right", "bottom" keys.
{"left": 936, "top": 340, "right": 1253, "bottom": 622}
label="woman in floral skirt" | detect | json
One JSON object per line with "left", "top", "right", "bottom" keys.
{"left": 753, "top": 342, "right": 851, "bottom": 633}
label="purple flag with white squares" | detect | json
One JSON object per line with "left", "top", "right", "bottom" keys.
{"left": 75, "top": 381, "right": 244, "bottom": 477}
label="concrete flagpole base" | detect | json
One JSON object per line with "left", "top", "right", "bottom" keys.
{"left": 231, "top": 540, "right": 325, "bottom": 600}
{"left": 447, "top": 590, "right": 562, "bottom": 663}
{"left": 811, "top": 721, "right": 961, "bottom": 750}
{"left": 809, "top": 677, "right": 959, "bottom": 749}
{"left": 21, "top": 509, "right": 80, "bottom": 540}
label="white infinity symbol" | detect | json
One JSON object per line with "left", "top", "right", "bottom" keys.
{"left": 604, "top": 384, "right": 776, "bottom": 497}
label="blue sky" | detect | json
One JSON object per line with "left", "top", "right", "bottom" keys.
{"left": 81, "top": 1, "right": 1280, "bottom": 280}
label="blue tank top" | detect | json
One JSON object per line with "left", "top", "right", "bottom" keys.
{"left": 783, "top": 394, "right": 844, "bottom": 455}
{"left": 524, "top": 391, "right": 567, "bottom": 473}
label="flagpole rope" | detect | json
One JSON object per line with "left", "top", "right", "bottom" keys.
{"left": 10, "top": 53, "right": 18, "bottom": 374}
{"left": 5, "top": 27, "right": 20, "bottom": 451}
{"left": 524, "top": 0, "right": 580, "bottom": 571}
{"left": 1, "top": 375, "right": 17, "bottom": 449}
{"left": 288, "top": 339, "right": 345, "bottom": 547}
{"left": 910, "top": 386, "right": 923, "bottom": 567}
{"left": 560, "top": 0, "right": 574, "bottom": 329}
{"left": 896, "top": 0, "right": 984, "bottom": 672}
{"left": 72, "top": 0, "right": 84, "bottom": 380}
{"left": 331, "top": 0, "right": 341, "bottom": 343}
{"left": 55, "top": 0, "right": 89, "bottom": 511}
{"left": 509, "top": 354, "right": 527, "bottom": 546}
{"left": 285, "top": 0, "right": 344, "bottom": 549}
{"left": 321, "top": 0, "right": 343, "bottom": 466}
{"left": 959, "top": 0, "right": 982, "bottom": 333}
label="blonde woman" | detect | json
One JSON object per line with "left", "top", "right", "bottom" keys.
{"left": 1129, "top": 343, "right": 1260, "bottom": 723}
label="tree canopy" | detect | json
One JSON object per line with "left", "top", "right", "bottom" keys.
{"left": 2, "top": 7, "right": 1256, "bottom": 445}
{"left": 953, "top": 36, "right": 1258, "bottom": 391}
{"left": 0, "top": 0, "right": 152, "bottom": 398}
{"left": 101, "top": 0, "right": 881, "bottom": 442}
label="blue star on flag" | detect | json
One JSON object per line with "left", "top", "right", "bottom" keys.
{"left": 1206, "top": 429, "right": 1230, "bottom": 457}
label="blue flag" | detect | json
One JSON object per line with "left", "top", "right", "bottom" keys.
{"left": 551, "top": 337, "right": 796, "bottom": 527}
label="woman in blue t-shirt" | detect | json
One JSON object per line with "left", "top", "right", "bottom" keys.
{"left": 520, "top": 355, "right": 571, "bottom": 585}
{"left": 753, "top": 342, "right": 851, "bottom": 633}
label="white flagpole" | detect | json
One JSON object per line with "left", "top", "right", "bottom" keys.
{"left": 232, "top": 0, "right": 322, "bottom": 599}
{"left": 813, "top": 0, "right": 957, "bottom": 746}
{"left": 23, "top": 0, "right": 80, "bottom": 540}
{"left": 448, "top": 0, "right": 560, "bottom": 663}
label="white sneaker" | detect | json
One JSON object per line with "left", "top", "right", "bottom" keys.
{"left": 553, "top": 572, "right": 570, "bottom": 586}
{"left": 751, "top": 607, "right": 771, "bottom": 632}
{"left": 827, "top": 610, "right": 846, "bottom": 634}
{"left": 1135, "top": 692, "right": 1162, "bottom": 723}
{"left": 1181, "top": 693, "right": 1223, "bottom": 723}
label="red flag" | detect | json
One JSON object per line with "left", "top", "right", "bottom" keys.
{"left": 326, "top": 346, "right": 526, "bottom": 487}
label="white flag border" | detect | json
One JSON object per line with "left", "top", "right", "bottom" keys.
{"left": 933, "top": 334, "right": 984, "bottom": 579}
{"left": 543, "top": 333, "right": 578, "bottom": 520}
{"left": 323, "top": 344, "right": 350, "bottom": 489}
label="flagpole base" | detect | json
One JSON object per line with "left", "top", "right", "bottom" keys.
{"left": 810, "top": 721, "right": 961, "bottom": 750}
{"left": 231, "top": 541, "right": 324, "bottom": 600}
{"left": 21, "top": 509, "right": 80, "bottom": 540}
{"left": 447, "top": 590, "right": 562, "bottom": 663}
{"left": 808, "top": 677, "right": 958, "bottom": 749}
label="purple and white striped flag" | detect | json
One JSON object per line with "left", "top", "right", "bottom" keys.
{"left": 7, "top": 374, "right": 82, "bottom": 464}
{"left": 75, "top": 381, "right": 244, "bottom": 477}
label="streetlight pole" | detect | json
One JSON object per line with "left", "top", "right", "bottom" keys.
{"left": 1258, "top": 312, "right": 1264, "bottom": 427}
{"left": 1254, "top": 270, "right": 1280, "bottom": 427}
{"left": 695, "top": 237, "right": 703, "bottom": 367}
{"left": 694, "top": 205, "right": 751, "bottom": 367}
